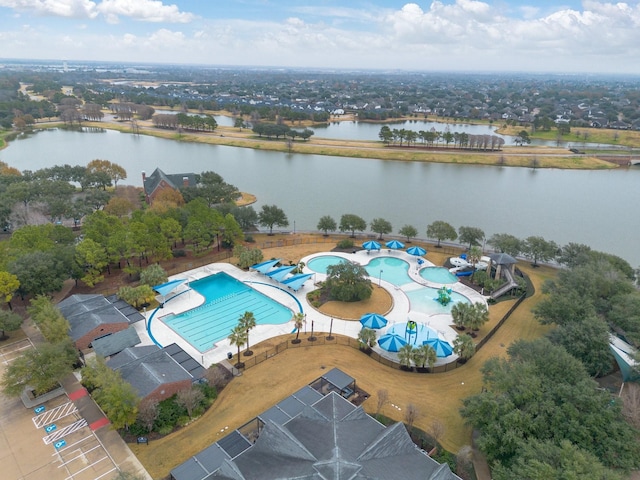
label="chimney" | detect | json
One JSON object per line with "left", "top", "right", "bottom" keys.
{"left": 142, "top": 171, "right": 146, "bottom": 182}
{"left": 183, "top": 176, "right": 189, "bottom": 187}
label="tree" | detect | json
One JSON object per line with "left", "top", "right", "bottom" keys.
{"left": 228, "top": 325, "right": 247, "bottom": 368}
{"left": 461, "top": 338, "right": 640, "bottom": 471}
{"left": 458, "top": 226, "right": 484, "bottom": 250}
{"left": 492, "top": 439, "right": 623, "bottom": 480}
{"left": 357, "top": 327, "right": 377, "bottom": 351}
{"left": 140, "top": 264, "right": 168, "bottom": 287}
{"left": 427, "top": 221, "right": 458, "bottom": 247}
{"left": 0, "top": 310, "right": 22, "bottom": 339}
{"left": 176, "top": 386, "right": 205, "bottom": 418}
{"left": 375, "top": 389, "right": 389, "bottom": 417}
{"left": 411, "top": 343, "right": 436, "bottom": 370}
{"left": 404, "top": 403, "right": 420, "bottom": 433}
{"left": 316, "top": 215, "right": 337, "bottom": 236}
{"left": 0, "top": 271, "right": 20, "bottom": 308}
{"left": 91, "top": 368, "right": 139, "bottom": 430}
{"left": 487, "top": 233, "right": 522, "bottom": 257}
{"left": 292, "top": 312, "right": 305, "bottom": 344}
{"left": 239, "top": 311, "right": 257, "bottom": 356}
{"left": 1, "top": 340, "right": 77, "bottom": 397}
{"left": 453, "top": 333, "right": 475, "bottom": 362}
{"left": 75, "top": 237, "right": 108, "bottom": 287}
{"left": 398, "top": 224, "right": 418, "bottom": 243}
{"left": 468, "top": 302, "right": 489, "bottom": 331}
{"left": 339, "top": 213, "right": 367, "bottom": 238}
{"left": 10, "top": 250, "right": 71, "bottom": 297}
{"left": 370, "top": 218, "right": 392, "bottom": 240}
{"left": 87, "top": 159, "right": 127, "bottom": 188}
{"left": 514, "top": 130, "right": 531, "bottom": 146}
{"left": 324, "top": 261, "right": 373, "bottom": 302}
{"left": 451, "top": 302, "right": 473, "bottom": 330}
{"left": 557, "top": 242, "right": 592, "bottom": 269}
{"left": 397, "top": 344, "right": 414, "bottom": 369}
{"left": 27, "top": 295, "right": 70, "bottom": 343}
{"left": 523, "top": 235, "right": 558, "bottom": 266}
{"left": 258, "top": 204, "right": 289, "bottom": 235}
{"left": 233, "top": 245, "right": 263, "bottom": 269}
{"left": 378, "top": 126, "right": 393, "bottom": 144}
{"left": 136, "top": 399, "right": 159, "bottom": 433}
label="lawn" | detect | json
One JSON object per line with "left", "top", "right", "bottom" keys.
{"left": 130, "top": 237, "right": 556, "bottom": 479}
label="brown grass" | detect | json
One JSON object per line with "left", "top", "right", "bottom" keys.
{"left": 129, "top": 237, "right": 556, "bottom": 479}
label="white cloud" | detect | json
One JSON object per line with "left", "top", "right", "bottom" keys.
{"left": 0, "top": 0, "right": 98, "bottom": 19}
{"left": 96, "top": 0, "right": 194, "bottom": 23}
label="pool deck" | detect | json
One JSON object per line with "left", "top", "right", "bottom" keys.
{"left": 134, "top": 250, "right": 487, "bottom": 368}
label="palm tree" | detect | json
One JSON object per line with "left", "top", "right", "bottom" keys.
{"left": 357, "top": 327, "right": 377, "bottom": 352}
{"left": 469, "top": 302, "right": 489, "bottom": 332}
{"left": 411, "top": 343, "right": 437, "bottom": 371}
{"left": 468, "top": 245, "right": 483, "bottom": 280}
{"left": 397, "top": 344, "right": 414, "bottom": 370}
{"left": 451, "top": 302, "right": 472, "bottom": 330}
{"left": 292, "top": 312, "right": 305, "bottom": 344}
{"left": 239, "top": 311, "right": 257, "bottom": 356}
{"left": 453, "top": 334, "right": 476, "bottom": 363}
{"left": 228, "top": 325, "right": 247, "bottom": 368}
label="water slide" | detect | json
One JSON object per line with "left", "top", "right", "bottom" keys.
{"left": 490, "top": 267, "right": 519, "bottom": 299}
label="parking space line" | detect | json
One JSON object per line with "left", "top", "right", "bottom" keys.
{"left": 62, "top": 455, "right": 109, "bottom": 480}
{"left": 51, "top": 434, "right": 94, "bottom": 457}
{"left": 43, "top": 418, "right": 88, "bottom": 444}
{"left": 94, "top": 467, "right": 118, "bottom": 480}
{"left": 33, "top": 402, "right": 78, "bottom": 428}
{"left": 57, "top": 444, "right": 102, "bottom": 468}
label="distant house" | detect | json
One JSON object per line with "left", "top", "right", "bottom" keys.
{"left": 57, "top": 294, "right": 144, "bottom": 351}
{"left": 142, "top": 168, "right": 197, "bottom": 204}
{"left": 107, "top": 343, "right": 205, "bottom": 403}
{"left": 171, "top": 368, "right": 461, "bottom": 480}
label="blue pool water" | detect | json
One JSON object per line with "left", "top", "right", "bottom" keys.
{"left": 406, "top": 287, "right": 470, "bottom": 315}
{"left": 307, "top": 255, "right": 349, "bottom": 274}
{"left": 382, "top": 322, "right": 439, "bottom": 349}
{"left": 365, "top": 257, "right": 412, "bottom": 286}
{"left": 420, "top": 267, "right": 458, "bottom": 284}
{"left": 162, "top": 272, "right": 292, "bottom": 353}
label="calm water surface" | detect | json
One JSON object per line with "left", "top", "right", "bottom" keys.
{"left": 2, "top": 128, "right": 639, "bottom": 266}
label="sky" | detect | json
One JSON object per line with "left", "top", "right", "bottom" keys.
{"left": 0, "top": 0, "right": 639, "bottom": 74}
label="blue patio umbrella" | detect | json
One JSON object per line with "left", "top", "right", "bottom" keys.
{"left": 423, "top": 338, "right": 454, "bottom": 357}
{"left": 362, "top": 240, "right": 381, "bottom": 251}
{"left": 359, "top": 313, "right": 389, "bottom": 329}
{"left": 406, "top": 246, "right": 427, "bottom": 257}
{"left": 385, "top": 240, "right": 405, "bottom": 250}
{"left": 378, "top": 333, "right": 408, "bottom": 352}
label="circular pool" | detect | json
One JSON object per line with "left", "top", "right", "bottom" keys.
{"left": 420, "top": 267, "right": 458, "bottom": 284}
{"left": 307, "top": 255, "right": 349, "bottom": 274}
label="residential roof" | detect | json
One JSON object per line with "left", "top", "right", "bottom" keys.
{"left": 172, "top": 370, "right": 460, "bottom": 480}
{"left": 57, "top": 294, "right": 144, "bottom": 342}
{"left": 91, "top": 326, "right": 141, "bottom": 357}
{"left": 107, "top": 343, "right": 204, "bottom": 398}
{"left": 322, "top": 367, "right": 355, "bottom": 392}
{"left": 143, "top": 167, "right": 197, "bottom": 196}
{"left": 488, "top": 252, "right": 518, "bottom": 265}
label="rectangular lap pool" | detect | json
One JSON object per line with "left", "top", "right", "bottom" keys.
{"left": 162, "top": 272, "right": 293, "bottom": 353}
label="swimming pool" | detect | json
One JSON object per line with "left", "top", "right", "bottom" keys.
{"left": 365, "top": 257, "right": 412, "bottom": 286}
{"left": 406, "top": 287, "right": 470, "bottom": 315}
{"left": 307, "top": 255, "right": 349, "bottom": 274}
{"left": 383, "top": 322, "right": 439, "bottom": 348}
{"left": 162, "top": 272, "right": 293, "bottom": 353}
{"left": 420, "top": 267, "right": 458, "bottom": 284}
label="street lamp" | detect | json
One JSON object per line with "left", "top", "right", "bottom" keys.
{"left": 378, "top": 269, "right": 383, "bottom": 286}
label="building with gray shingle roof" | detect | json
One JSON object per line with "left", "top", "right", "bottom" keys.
{"left": 171, "top": 369, "right": 460, "bottom": 480}
{"left": 142, "top": 168, "right": 197, "bottom": 204}
{"left": 57, "top": 294, "right": 144, "bottom": 350}
{"left": 107, "top": 344, "right": 204, "bottom": 402}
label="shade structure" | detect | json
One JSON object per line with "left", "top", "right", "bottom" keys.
{"left": 362, "top": 240, "right": 381, "bottom": 251}
{"left": 281, "top": 273, "right": 313, "bottom": 292}
{"left": 251, "top": 258, "right": 281, "bottom": 274}
{"left": 359, "top": 313, "right": 389, "bottom": 330}
{"left": 153, "top": 279, "right": 187, "bottom": 297}
{"left": 385, "top": 240, "right": 405, "bottom": 250}
{"left": 378, "top": 333, "right": 408, "bottom": 352}
{"left": 406, "top": 246, "right": 427, "bottom": 256}
{"left": 423, "top": 338, "right": 453, "bottom": 357}
{"left": 266, "top": 265, "right": 296, "bottom": 282}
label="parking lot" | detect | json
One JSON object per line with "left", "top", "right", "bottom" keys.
{"left": 0, "top": 338, "right": 147, "bottom": 480}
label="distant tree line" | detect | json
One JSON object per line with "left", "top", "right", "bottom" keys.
{"left": 378, "top": 126, "right": 505, "bottom": 150}
{"left": 152, "top": 113, "right": 217, "bottom": 132}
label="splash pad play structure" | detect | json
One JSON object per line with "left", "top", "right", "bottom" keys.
{"left": 436, "top": 286, "right": 453, "bottom": 306}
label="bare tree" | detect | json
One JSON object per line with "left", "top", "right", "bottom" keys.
{"left": 430, "top": 419, "right": 446, "bottom": 450}
{"left": 176, "top": 386, "right": 205, "bottom": 418}
{"left": 621, "top": 383, "right": 640, "bottom": 429}
{"left": 137, "top": 399, "right": 159, "bottom": 433}
{"left": 456, "top": 445, "right": 474, "bottom": 479}
{"left": 204, "top": 365, "right": 229, "bottom": 390}
{"left": 404, "top": 403, "right": 420, "bottom": 434}
{"left": 375, "top": 389, "right": 389, "bottom": 417}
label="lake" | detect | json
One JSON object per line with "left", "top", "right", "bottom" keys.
{"left": 2, "top": 127, "right": 639, "bottom": 266}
